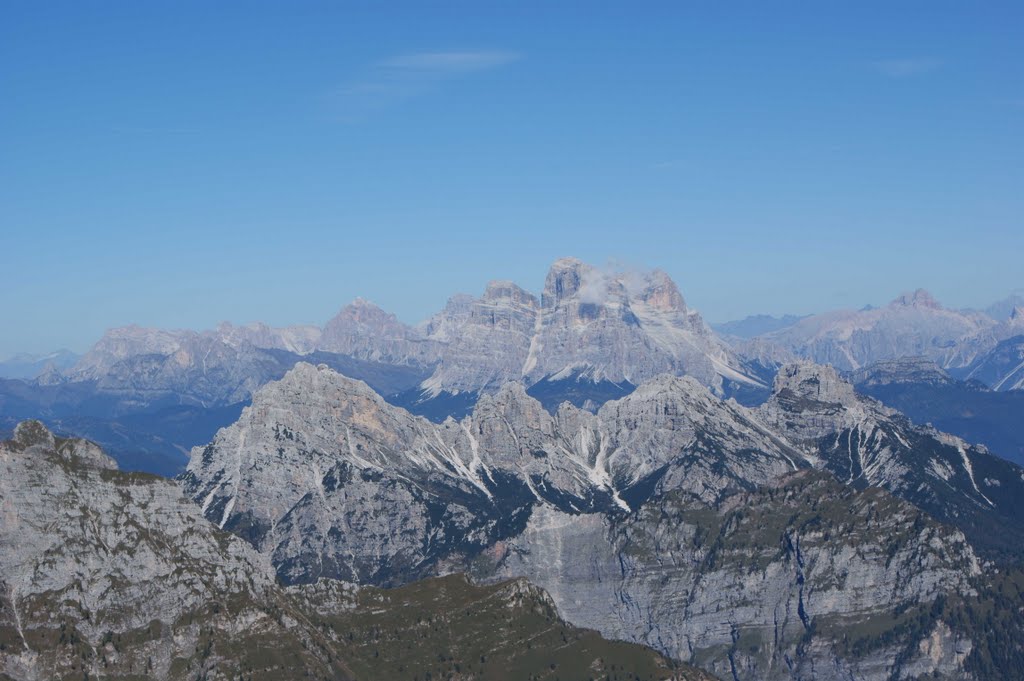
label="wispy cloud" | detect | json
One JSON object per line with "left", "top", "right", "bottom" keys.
{"left": 872, "top": 57, "right": 943, "bottom": 78}
{"left": 381, "top": 51, "right": 520, "bottom": 72}
{"left": 330, "top": 50, "right": 521, "bottom": 120}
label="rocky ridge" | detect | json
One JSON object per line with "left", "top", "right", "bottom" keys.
{"left": 180, "top": 362, "right": 802, "bottom": 586}
{"left": 179, "top": 361, "right": 1016, "bottom": 679}
{"left": 759, "top": 362, "right": 1024, "bottom": 556}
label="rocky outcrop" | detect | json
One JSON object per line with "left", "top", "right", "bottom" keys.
{"left": 760, "top": 363, "right": 1024, "bottom": 557}
{"left": 848, "top": 356, "right": 955, "bottom": 387}
{"left": 0, "top": 421, "right": 327, "bottom": 680}
{"left": 421, "top": 281, "right": 540, "bottom": 395}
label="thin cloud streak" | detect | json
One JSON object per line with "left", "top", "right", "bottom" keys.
{"left": 381, "top": 51, "right": 520, "bottom": 72}
{"left": 872, "top": 57, "right": 943, "bottom": 78}
{"left": 330, "top": 50, "right": 521, "bottom": 120}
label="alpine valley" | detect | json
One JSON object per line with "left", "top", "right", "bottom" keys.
{"left": 3, "top": 258, "right": 1024, "bottom": 680}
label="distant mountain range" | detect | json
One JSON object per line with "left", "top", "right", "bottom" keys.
{"left": 65, "top": 258, "right": 765, "bottom": 401}
{"left": 0, "top": 349, "right": 79, "bottom": 380}
{"left": 712, "top": 313, "right": 809, "bottom": 338}
{"left": 749, "top": 289, "right": 1022, "bottom": 373}
{"left": 1, "top": 259, "right": 1021, "bottom": 477}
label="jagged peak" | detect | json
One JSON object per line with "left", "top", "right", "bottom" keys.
{"left": 772, "top": 362, "right": 858, "bottom": 405}
{"left": 271, "top": 362, "right": 382, "bottom": 401}
{"left": 471, "top": 380, "right": 548, "bottom": 420}
{"left": 889, "top": 288, "right": 941, "bottom": 309}
{"left": 482, "top": 280, "right": 539, "bottom": 306}
{"left": 8, "top": 420, "right": 118, "bottom": 469}
{"left": 543, "top": 257, "right": 592, "bottom": 304}
{"left": 609, "top": 372, "right": 716, "bottom": 411}
{"left": 1009, "top": 306, "right": 1024, "bottom": 324}
{"left": 325, "top": 298, "right": 410, "bottom": 332}
{"left": 340, "top": 297, "right": 388, "bottom": 314}
{"left": 548, "top": 256, "right": 587, "bottom": 272}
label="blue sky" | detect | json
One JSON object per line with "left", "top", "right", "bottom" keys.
{"left": 2, "top": 1, "right": 1022, "bottom": 356}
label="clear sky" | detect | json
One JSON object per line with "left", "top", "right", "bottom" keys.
{"left": 2, "top": 1, "right": 1022, "bottom": 357}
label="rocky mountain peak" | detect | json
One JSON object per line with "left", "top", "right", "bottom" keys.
{"left": 1009, "top": 305, "right": 1024, "bottom": 324}
{"left": 333, "top": 297, "right": 393, "bottom": 322}
{"left": 482, "top": 280, "right": 539, "bottom": 307}
{"left": 471, "top": 380, "right": 552, "bottom": 427}
{"left": 542, "top": 257, "right": 591, "bottom": 306}
{"left": 273, "top": 361, "right": 382, "bottom": 402}
{"left": 636, "top": 269, "right": 687, "bottom": 312}
{"left": 771, "top": 362, "right": 858, "bottom": 406}
{"left": 9, "top": 419, "right": 118, "bottom": 470}
{"left": 890, "top": 288, "right": 941, "bottom": 309}
{"left": 320, "top": 298, "right": 438, "bottom": 365}
{"left": 624, "top": 372, "right": 710, "bottom": 402}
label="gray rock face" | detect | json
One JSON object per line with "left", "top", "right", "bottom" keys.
{"left": 319, "top": 297, "right": 441, "bottom": 366}
{"left": 960, "top": 331, "right": 1024, "bottom": 391}
{"left": 0, "top": 421, "right": 301, "bottom": 680}
{"left": 985, "top": 293, "right": 1024, "bottom": 321}
{"left": 214, "top": 320, "right": 321, "bottom": 355}
{"left": 760, "top": 362, "right": 1024, "bottom": 556}
{"left": 421, "top": 281, "right": 540, "bottom": 395}
{"left": 486, "top": 472, "right": 978, "bottom": 681}
{"left": 67, "top": 324, "right": 312, "bottom": 406}
{"left": 421, "top": 258, "right": 764, "bottom": 397}
{"left": 181, "top": 362, "right": 1004, "bottom": 679}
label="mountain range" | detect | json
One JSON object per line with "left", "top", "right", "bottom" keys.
{"left": 175, "top": 358, "right": 1024, "bottom": 679}
{"left": 4, "top": 257, "right": 1024, "bottom": 680}
{"left": 2, "top": 259, "right": 1022, "bottom": 481}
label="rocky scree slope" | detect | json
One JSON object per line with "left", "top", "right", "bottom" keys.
{"left": 0, "top": 420, "right": 704, "bottom": 681}
{"left": 182, "top": 362, "right": 998, "bottom": 680}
